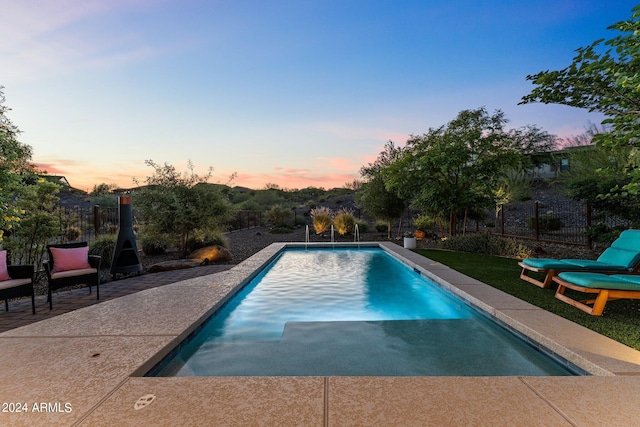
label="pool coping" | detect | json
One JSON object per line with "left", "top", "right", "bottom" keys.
{"left": 1, "top": 242, "right": 640, "bottom": 426}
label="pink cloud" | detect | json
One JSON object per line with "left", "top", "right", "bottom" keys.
{"left": 33, "top": 163, "right": 67, "bottom": 175}
{"left": 34, "top": 154, "right": 364, "bottom": 193}
{"left": 32, "top": 156, "right": 149, "bottom": 191}
{"left": 230, "top": 168, "right": 358, "bottom": 191}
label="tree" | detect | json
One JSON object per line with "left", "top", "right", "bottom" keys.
{"left": 358, "top": 141, "right": 407, "bottom": 238}
{"left": 559, "top": 126, "right": 640, "bottom": 236}
{"left": 356, "top": 176, "right": 405, "bottom": 238}
{"left": 134, "top": 160, "right": 234, "bottom": 257}
{"left": 521, "top": 5, "right": 640, "bottom": 192}
{"left": 382, "top": 108, "right": 556, "bottom": 235}
{"left": 344, "top": 179, "right": 364, "bottom": 191}
{"left": 0, "top": 86, "right": 36, "bottom": 241}
{"left": 263, "top": 183, "right": 280, "bottom": 190}
{"left": 90, "top": 182, "right": 117, "bottom": 196}
{"left": 4, "top": 179, "right": 61, "bottom": 265}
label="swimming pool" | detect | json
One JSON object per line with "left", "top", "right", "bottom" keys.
{"left": 149, "top": 247, "right": 576, "bottom": 376}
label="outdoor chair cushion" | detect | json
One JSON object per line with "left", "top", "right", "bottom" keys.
{"left": 519, "top": 229, "right": 640, "bottom": 289}
{"left": 0, "top": 250, "right": 10, "bottom": 281}
{"left": 0, "top": 278, "right": 32, "bottom": 290}
{"left": 50, "top": 246, "right": 92, "bottom": 273}
{"left": 0, "top": 263, "right": 36, "bottom": 314}
{"left": 50, "top": 268, "right": 98, "bottom": 280}
{"left": 596, "top": 247, "right": 640, "bottom": 269}
{"left": 520, "top": 258, "right": 626, "bottom": 270}
{"left": 44, "top": 242, "right": 101, "bottom": 310}
{"left": 556, "top": 272, "right": 640, "bottom": 291}
{"left": 609, "top": 229, "right": 640, "bottom": 251}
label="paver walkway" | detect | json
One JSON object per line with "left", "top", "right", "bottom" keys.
{"left": 0, "top": 264, "right": 232, "bottom": 333}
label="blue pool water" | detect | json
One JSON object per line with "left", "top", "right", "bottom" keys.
{"left": 150, "top": 247, "right": 575, "bottom": 376}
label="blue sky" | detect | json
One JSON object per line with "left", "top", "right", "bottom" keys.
{"left": 2, "top": 0, "right": 637, "bottom": 191}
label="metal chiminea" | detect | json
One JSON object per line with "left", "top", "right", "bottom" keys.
{"left": 110, "top": 196, "right": 143, "bottom": 279}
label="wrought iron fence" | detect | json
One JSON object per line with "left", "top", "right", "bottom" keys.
{"left": 460, "top": 199, "right": 632, "bottom": 247}
{"left": 495, "top": 200, "right": 591, "bottom": 246}
{"left": 232, "top": 210, "right": 262, "bottom": 230}
{"left": 55, "top": 207, "right": 263, "bottom": 243}
{"left": 7, "top": 199, "right": 629, "bottom": 267}
{"left": 55, "top": 205, "right": 121, "bottom": 244}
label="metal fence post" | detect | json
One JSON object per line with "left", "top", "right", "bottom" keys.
{"left": 586, "top": 203, "right": 592, "bottom": 247}
{"left": 534, "top": 201, "right": 540, "bottom": 241}
{"left": 93, "top": 205, "right": 101, "bottom": 237}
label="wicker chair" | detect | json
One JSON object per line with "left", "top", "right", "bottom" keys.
{"left": 0, "top": 263, "right": 36, "bottom": 314}
{"left": 43, "top": 242, "right": 101, "bottom": 310}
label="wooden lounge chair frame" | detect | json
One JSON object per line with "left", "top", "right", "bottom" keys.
{"left": 0, "top": 264, "right": 36, "bottom": 314}
{"left": 553, "top": 274, "right": 640, "bottom": 316}
{"left": 43, "top": 242, "right": 101, "bottom": 310}
{"left": 517, "top": 262, "right": 637, "bottom": 289}
{"left": 518, "top": 229, "right": 640, "bottom": 288}
{"left": 518, "top": 264, "right": 559, "bottom": 288}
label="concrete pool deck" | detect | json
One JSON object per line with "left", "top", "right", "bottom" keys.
{"left": 1, "top": 242, "right": 640, "bottom": 426}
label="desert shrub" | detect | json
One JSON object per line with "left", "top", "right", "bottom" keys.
{"left": 355, "top": 219, "right": 368, "bottom": 233}
{"left": 266, "top": 204, "right": 292, "bottom": 227}
{"left": 89, "top": 235, "right": 117, "bottom": 269}
{"left": 4, "top": 179, "right": 61, "bottom": 266}
{"left": 237, "top": 200, "right": 261, "bottom": 211}
{"left": 441, "top": 233, "right": 533, "bottom": 258}
{"left": 293, "top": 208, "right": 309, "bottom": 226}
{"left": 310, "top": 206, "right": 332, "bottom": 234}
{"left": 63, "top": 226, "right": 81, "bottom": 242}
{"left": 133, "top": 160, "right": 234, "bottom": 257}
{"left": 186, "top": 231, "right": 228, "bottom": 253}
{"left": 585, "top": 224, "right": 625, "bottom": 246}
{"left": 333, "top": 208, "right": 355, "bottom": 236}
{"left": 442, "top": 234, "right": 500, "bottom": 254}
{"left": 413, "top": 214, "right": 436, "bottom": 232}
{"left": 501, "top": 239, "right": 535, "bottom": 259}
{"left": 140, "top": 234, "right": 170, "bottom": 256}
{"left": 526, "top": 215, "right": 564, "bottom": 233}
{"left": 245, "top": 190, "right": 285, "bottom": 210}
{"left": 230, "top": 191, "right": 251, "bottom": 205}
{"left": 374, "top": 221, "right": 387, "bottom": 232}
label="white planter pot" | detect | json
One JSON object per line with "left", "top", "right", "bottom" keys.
{"left": 403, "top": 237, "right": 416, "bottom": 249}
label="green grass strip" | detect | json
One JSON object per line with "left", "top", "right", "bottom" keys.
{"left": 415, "top": 249, "right": 640, "bottom": 351}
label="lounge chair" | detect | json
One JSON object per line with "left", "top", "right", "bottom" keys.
{"left": 553, "top": 272, "right": 640, "bottom": 316}
{"left": 0, "top": 250, "right": 36, "bottom": 314}
{"left": 518, "top": 229, "right": 640, "bottom": 288}
{"left": 44, "top": 242, "right": 101, "bottom": 310}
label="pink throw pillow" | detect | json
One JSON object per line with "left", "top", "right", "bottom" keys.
{"left": 51, "top": 246, "right": 91, "bottom": 273}
{"left": 0, "top": 250, "right": 10, "bottom": 281}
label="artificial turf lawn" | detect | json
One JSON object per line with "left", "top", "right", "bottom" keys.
{"left": 415, "top": 249, "right": 640, "bottom": 351}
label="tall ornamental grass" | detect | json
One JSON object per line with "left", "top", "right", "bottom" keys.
{"left": 310, "top": 206, "right": 332, "bottom": 234}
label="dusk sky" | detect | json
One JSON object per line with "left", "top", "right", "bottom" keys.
{"left": 2, "top": 1, "right": 637, "bottom": 191}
